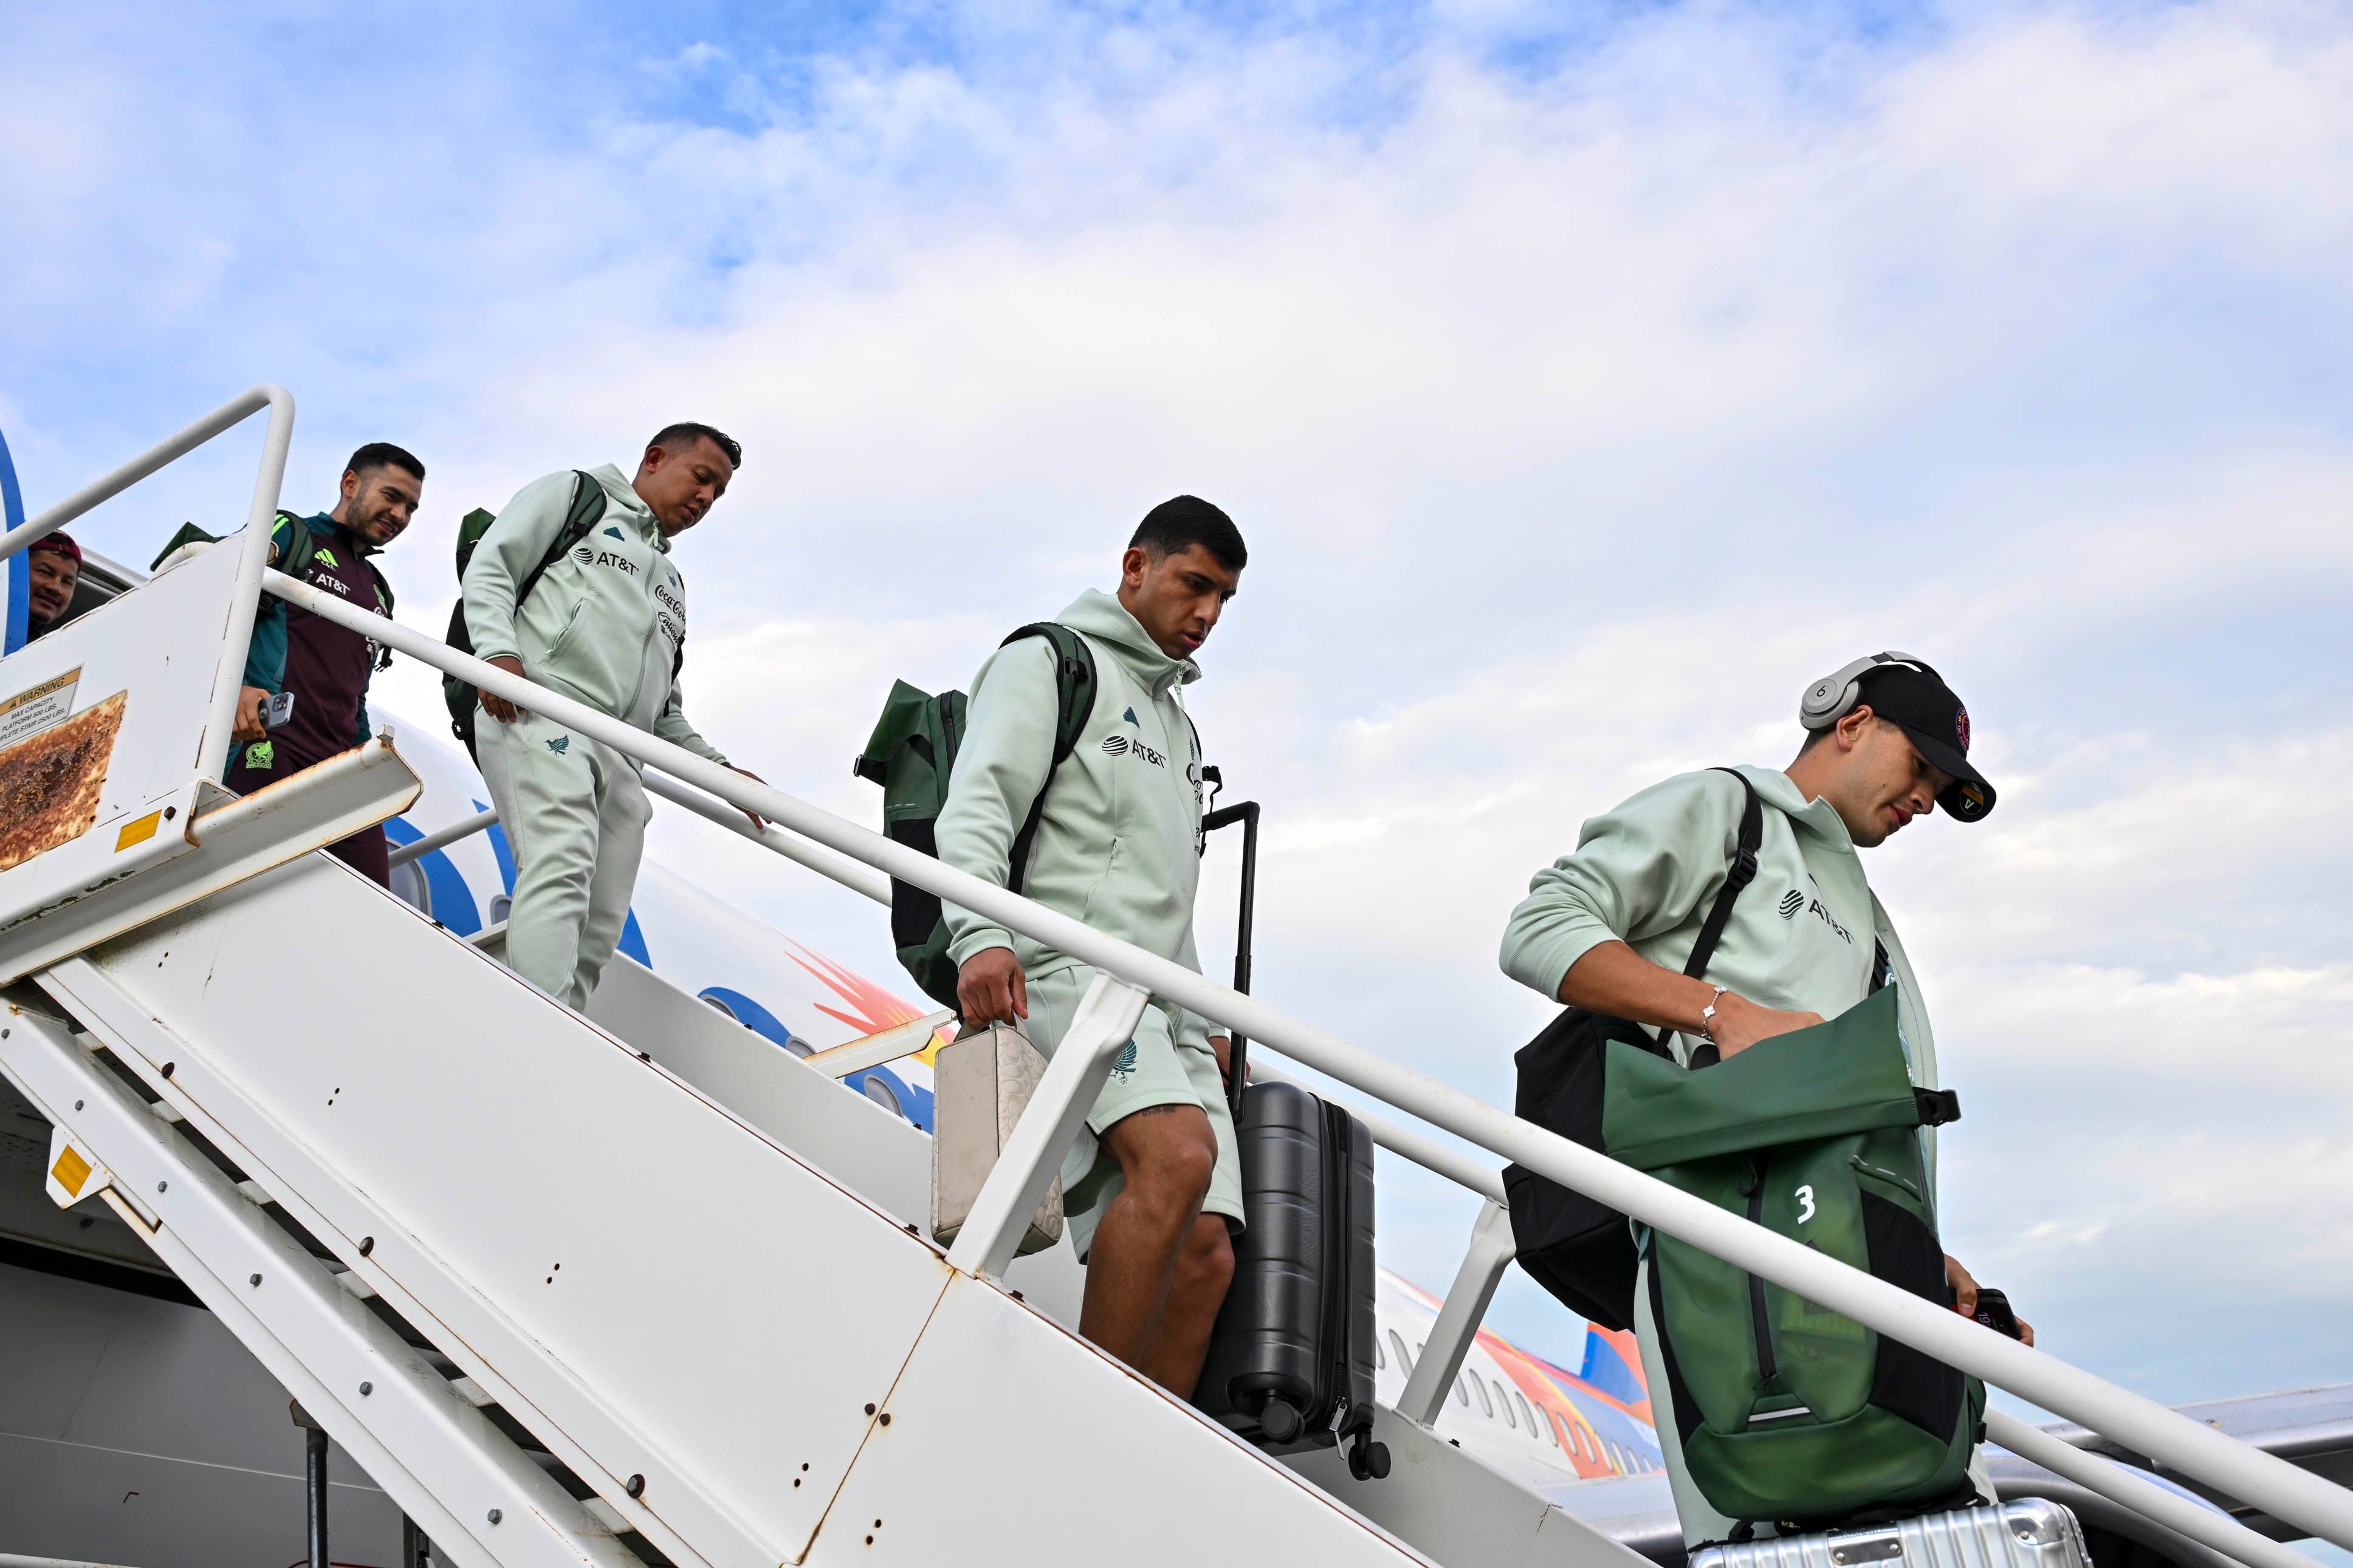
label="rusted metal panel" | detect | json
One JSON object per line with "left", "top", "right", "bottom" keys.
{"left": 0, "top": 690, "right": 127, "bottom": 873}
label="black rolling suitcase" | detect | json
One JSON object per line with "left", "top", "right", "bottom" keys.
{"left": 1192, "top": 1080, "right": 1391, "bottom": 1481}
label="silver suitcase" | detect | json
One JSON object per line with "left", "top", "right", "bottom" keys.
{"left": 930, "top": 1018, "right": 1064, "bottom": 1256}
{"left": 1691, "top": 1500, "right": 2090, "bottom": 1568}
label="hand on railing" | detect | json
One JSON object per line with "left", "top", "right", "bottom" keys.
{"left": 729, "top": 768, "right": 769, "bottom": 831}
{"left": 479, "top": 656, "right": 529, "bottom": 724}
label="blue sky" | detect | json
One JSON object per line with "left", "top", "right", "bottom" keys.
{"left": 9, "top": 0, "right": 2353, "bottom": 1473}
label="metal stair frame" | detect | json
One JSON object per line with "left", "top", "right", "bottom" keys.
{"left": 0, "top": 1003, "right": 634, "bottom": 1568}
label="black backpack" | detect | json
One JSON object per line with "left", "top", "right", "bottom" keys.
{"left": 440, "top": 471, "right": 609, "bottom": 760}
{"left": 853, "top": 624, "right": 1097, "bottom": 1008}
{"left": 1500, "top": 768, "right": 1763, "bottom": 1331}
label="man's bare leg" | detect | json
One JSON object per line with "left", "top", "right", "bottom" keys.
{"left": 1080, "top": 1104, "right": 1217, "bottom": 1374}
{"left": 1138, "top": 1212, "right": 1235, "bottom": 1399}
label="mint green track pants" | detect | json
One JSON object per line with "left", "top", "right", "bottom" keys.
{"left": 476, "top": 704, "right": 650, "bottom": 1011}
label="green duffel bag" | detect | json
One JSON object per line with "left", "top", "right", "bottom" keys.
{"left": 1606, "top": 985, "right": 1984, "bottom": 1529}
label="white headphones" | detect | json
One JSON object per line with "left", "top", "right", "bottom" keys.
{"left": 1798, "top": 651, "right": 1935, "bottom": 731}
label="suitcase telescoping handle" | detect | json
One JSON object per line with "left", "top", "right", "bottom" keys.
{"left": 1201, "top": 793, "right": 1259, "bottom": 1119}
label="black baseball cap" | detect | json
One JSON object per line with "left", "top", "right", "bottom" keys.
{"left": 1853, "top": 663, "right": 1996, "bottom": 823}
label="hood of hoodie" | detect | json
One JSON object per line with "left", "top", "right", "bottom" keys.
{"left": 590, "top": 464, "right": 669, "bottom": 553}
{"left": 1736, "top": 764, "right": 1861, "bottom": 860}
{"left": 1057, "top": 587, "right": 1200, "bottom": 696}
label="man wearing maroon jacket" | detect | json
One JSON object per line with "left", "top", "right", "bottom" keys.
{"left": 225, "top": 442, "right": 424, "bottom": 885}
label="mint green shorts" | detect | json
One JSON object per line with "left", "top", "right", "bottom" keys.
{"left": 1025, "top": 963, "right": 1245, "bottom": 1263}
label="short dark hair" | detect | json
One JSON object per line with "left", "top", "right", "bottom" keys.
{"left": 1130, "top": 495, "right": 1246, "bottom": 572}
{"left": 1796, "top": 709, "right": 1901, "bottom": 755}
{"left": 649, "top": 422, "right": 743, "bottom": 470}
{"left": 345, "top": 442, "right": 424, "bottom": 483}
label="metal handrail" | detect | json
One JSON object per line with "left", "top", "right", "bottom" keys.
{"left": 386, "top": 806, "right": 498, "bottom": 868}
{"left": 263, "top": 568, "right": 2353, "bottom": 1551}
{"left": 0, "top": 385, "right": 290, "bottom": 561}
{"left": 1984, "top": 1410, "right": 2315, "bottom": 1568}
{"left": 2, "top": 387, "right": 293, "bottom": 779}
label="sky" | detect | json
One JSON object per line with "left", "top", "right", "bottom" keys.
{"left": 8, "top": 0, "right": 2353, "bottom": 1489}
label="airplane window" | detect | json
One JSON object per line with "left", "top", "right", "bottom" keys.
{"left": 386, "top": 856, "right": 431, "bottom": 917}
{"left": 1469, "top": 1375, "right": 1493, "bottom": 1417}
{"left": 1610, "top": 1442, "right": 1626, "bottom": 1473}
{"left": 1496, "top": 1381, "right": 1516, "bottom": 1428}
{"left": 701, "top": 994, "right": 739, "bottom": 1021}
{"left": 862, "top": 1075, "right": 905, "bottom": 1118}
{"left": 1387, "top": 1330, "right": 1414, "bottom": 1375}
{"left": 1543, "top": 1408, "right": 1562, "bottom": 1447}
{"left": 1374, "top": 1336, "right": 1386, "bottom": 1370}
{"left": 1454, "top": 1374, "right": 1469, "bottom": 1407}
{"left": 489, "top": 893, "right": 512, "bottom": 924}
{"left": 1516, "top": 1391, "right": 1539, "bottom": 1440}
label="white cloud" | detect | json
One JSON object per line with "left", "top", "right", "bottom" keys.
{"left": 15, "top": 0, "right": 2353, "bottom": 1402}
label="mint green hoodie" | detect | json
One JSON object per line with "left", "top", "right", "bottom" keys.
{"left": 462, "top": 465, "right": 726, "bottom": 765}
{"left": 936, "top": 589, "right": 1212, "bottom": 1048}
{"left": 1499, "top": 766, "right": 1945, "bottom": 1177}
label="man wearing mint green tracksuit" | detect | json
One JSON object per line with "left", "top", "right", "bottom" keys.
{"left": 1499, "top": 655, "right": 2022, "bottom": 1547}
{"left": 937, "top": 495, "right": 1247, "bottom": 1400}
{"left": 466, "top": 423, "right": 760, "bottom": 1010}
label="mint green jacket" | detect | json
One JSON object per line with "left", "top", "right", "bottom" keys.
{"left": 461, "top": 465, "right": 725, "bottom": 765}
{"left": 936, "top": 589, "right": 1213, "bottom": 1049}
{"left": 1499, "top": 766, "right": 1945, "bottom": 1175}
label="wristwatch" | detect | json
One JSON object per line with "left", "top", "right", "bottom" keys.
{"left": 1699, "top": 985, "right": 1729, "bottom": 1042}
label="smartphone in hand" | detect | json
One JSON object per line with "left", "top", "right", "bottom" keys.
{"left": 1973, "top": 1287, "right": 2024, "bottom": 1340}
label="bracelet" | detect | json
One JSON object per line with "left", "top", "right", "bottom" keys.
{"left": 1699, "top": 985, "right": 1729, "bottom": 1042}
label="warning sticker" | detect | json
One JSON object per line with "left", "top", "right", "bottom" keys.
{"left": 0, "top": 669, "right": 82, "bottom": 751}
{"left": 0, "top": 690, "right": 128, "bottom": 873}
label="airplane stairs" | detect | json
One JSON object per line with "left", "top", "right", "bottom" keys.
{"left": 0, "top": 840, "right": 1649, "bottom": 1568}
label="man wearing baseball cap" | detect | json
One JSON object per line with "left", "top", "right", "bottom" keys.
{"left": 1499, "top": 651, "right": 2021, "bottom": 1547}
{"left": 24, "top": 532, "right": 82, "bottom": 641}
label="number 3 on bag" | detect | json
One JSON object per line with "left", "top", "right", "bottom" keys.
{"left": 1795, "top": 1184, "right": 1816, "bottom": 1224}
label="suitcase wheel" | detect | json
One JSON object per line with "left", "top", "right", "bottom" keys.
{"left": 1347, "top": 1429, "right": 1391, "bottom": 1482}
{"left": 1259, "top": 1397, "right": 1305, "bottom": 1443}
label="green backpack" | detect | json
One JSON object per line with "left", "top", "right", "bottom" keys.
{"left": 854, "top": 623, "right": 1097, "bottom": 1009}
{"left": 1606, "top": 985, "right": 1983, "bottom": 1530}
{"left": 439, "top": 471, "right": 606, "bottom": 760}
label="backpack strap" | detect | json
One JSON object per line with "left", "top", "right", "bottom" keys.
{"left": 272, "top": 512, "right": 318, "bottom": 586}
{"left": 1662, "top": 767, "right": 1764, "bottom": 1063}
{"left": 999, "top": 623, "right": 1097, "bottom": 896}
{"left": 515, "top": 471, "right": 605, "bottom": 610}
{"left": 286, "top": 514, "right": 397, "bottom": 669}
{"left": 1684, "top": 767, "right": 1763, "bottom": 981}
